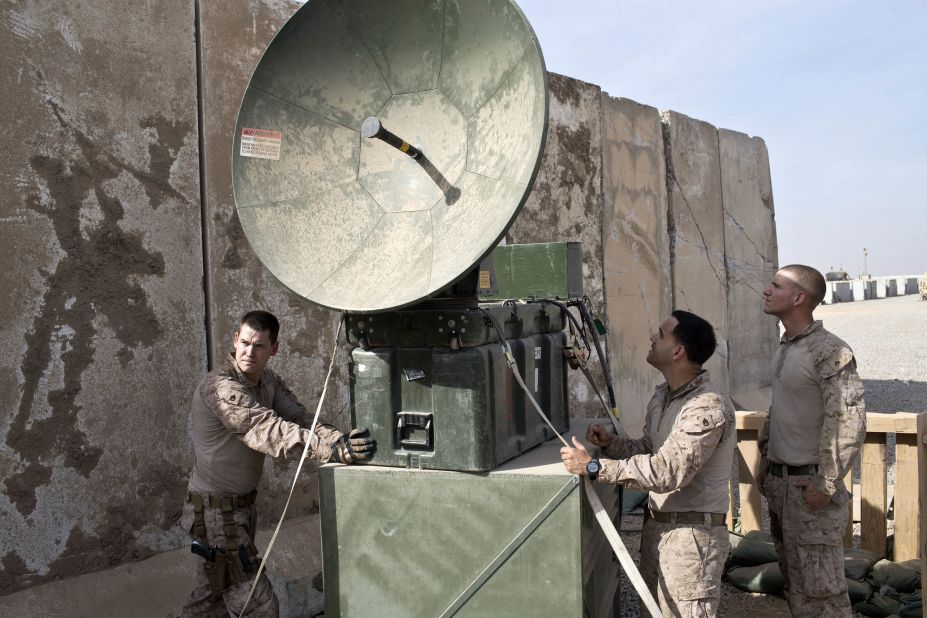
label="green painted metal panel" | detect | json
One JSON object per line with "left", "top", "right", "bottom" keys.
{"left": 482, "top": 242, "right": 584, "bottom": 301}
{"left": 320, "top": 429, "right": 621, "bottom": 617}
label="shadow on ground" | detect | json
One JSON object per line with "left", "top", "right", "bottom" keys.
{"left": 862, "top": 379, "right": 927, "bottom": 413}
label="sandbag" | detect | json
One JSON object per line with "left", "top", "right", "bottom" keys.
{"left": 727, "top": 530, "right": 778, "bottom": 568}
{"left": 870, "top": 559, "right": 920, "bottom": 593}
{"left": 844, "top": 547, "right": 881, "bottom": 581}
{"left": 621, "top": 488, "right": 648, "bottom": 514}
{"left": 897, "top": 588, "right": 922, "bottom": 617}
{"left": 846, "top": 577, "right": 873, "bottom": 604}
{"left": 853, "top": 590, "right": 900, "bottom": 617}
{"left": 724, "top": 562, "right": 784, "bottom": 594}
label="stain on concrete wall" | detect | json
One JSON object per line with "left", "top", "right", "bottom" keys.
{"left": 508, "top": 73, "right": 608, "bottom": 420}
{"left": 662, "top": 110, "right": 731, "bottom": 391}
{"left": 599, "top": 95, "right": 673, "bottom": 437}
{"left": 0, "top": 0, "right": 203, "bottom": 594}
{"left": 720, "top": 129, "right": 778, "bottom": 396}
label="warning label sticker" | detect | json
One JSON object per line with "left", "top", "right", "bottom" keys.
{"left": 240, "top": 127, "right": 282, "bottom": 160}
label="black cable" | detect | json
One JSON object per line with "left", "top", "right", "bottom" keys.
{"left": 575, "top": 300, "right": 618, "bottom": 412}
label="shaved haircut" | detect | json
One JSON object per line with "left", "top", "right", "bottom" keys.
{"left": 779, "top": 264, "right": 826, "bottom": 307}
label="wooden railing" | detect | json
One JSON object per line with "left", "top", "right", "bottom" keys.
{"left": 730, "top": 410, "right": 927, "bottom": 592}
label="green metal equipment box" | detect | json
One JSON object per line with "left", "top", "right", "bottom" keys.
{"left": 479, "top": 241, "right": 583, "bottom": 301}
{"left": 350, "top": 331, "right": 569, "bottom": 472}
{"left": 319, "top": 421, "right": 622, "bottom": 617}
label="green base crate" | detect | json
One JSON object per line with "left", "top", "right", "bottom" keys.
{"left": 350, "top": 332, "right": 569, "bottom": 472}
{"left": 320, "top": 421, "right": 622, "bottom": 618}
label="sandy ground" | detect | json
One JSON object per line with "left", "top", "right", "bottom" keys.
{"left": 616, "top": 293, "right": 927, "bottom": 616}
{"left": 818, "top": 294, "right": 927, "bottom": 413}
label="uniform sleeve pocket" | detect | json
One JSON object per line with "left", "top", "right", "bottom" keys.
{"left": 679, "top": 409, "right": 725, "bottom": 434}
{"left": 216, "top": 383, "right": 255, "bottom": 432}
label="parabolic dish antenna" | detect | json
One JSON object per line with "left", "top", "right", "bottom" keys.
{"left": 232, "top": 0, "right": 548, "bottom": 313}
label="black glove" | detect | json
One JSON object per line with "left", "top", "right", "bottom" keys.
{"left": 335, "top": 427, "right": 376, "bottom": 464}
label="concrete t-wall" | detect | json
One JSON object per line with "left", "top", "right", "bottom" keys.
{"left": 599, "top": 95, "right": 672, "bottom": 437}
{"left": 1, "top": 0, "right": 204, "bottom": 594}
{"left": 720, "top": 129, "right": 778, "bottom": 399}
{"left": 663, "top": 110, "right": 731, "bottom": 392}
{"left": 0, "top": 0, "right": 779, "bottom": 599}
{"left": 507, "top": 74, "right": 608, "bottom": 420}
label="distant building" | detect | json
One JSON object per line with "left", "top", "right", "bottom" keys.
{"left": 822, "top": 274, "right": 926, "bottom": 304}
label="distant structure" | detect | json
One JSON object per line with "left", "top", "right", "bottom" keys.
{"left": 823, "top": 273, "right": 926, "bottom": 304}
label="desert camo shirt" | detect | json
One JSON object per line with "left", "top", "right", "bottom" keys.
{"left": 597, "top": 371, "right": 736, "bottom": 514}
{"left": 759, "top": 320, "right": 866, "bottom": 497}
{"left": 187, "top": 353, "right": 342, "bottom": 495}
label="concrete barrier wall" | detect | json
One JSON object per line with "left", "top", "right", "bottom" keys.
{"left": 0, "top": 0, "right": 204, "bottom": 594}
{"left": 599, "top": 96, "right": 673, "bottom": 437}
{"left": 663, "top": 111, "right": 731, "bottom": 392}
{"left": 0, "top": 0, "right": 779, "bottom": 597}
{"left": 720, "top": 129, "right": 778, "bottom": 397}
{"left": 507, "top": 74, "right": 608, "bottom": 420}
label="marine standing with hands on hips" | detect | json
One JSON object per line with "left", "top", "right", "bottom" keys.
{"left": 560, "top": 310, "right": 735, "bottom": 617}
{"left": 758, "top": 265, "right": 866, "bottom": 617}
{"left": 180, "top": 310, "right": 376, "bottom": 617}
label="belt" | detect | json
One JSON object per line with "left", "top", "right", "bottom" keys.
{"left": 188, "top": 490, "right": 257, "bottom": 509}
{"left": 648, "top": 509, "right": 726, "bottom": 526}
{"left": 768, "top": 463, "right": 816, "bottom": 477}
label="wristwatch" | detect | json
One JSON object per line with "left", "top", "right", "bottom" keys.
{"left": 585, "top": 458, "right": 601, "bottom": 481}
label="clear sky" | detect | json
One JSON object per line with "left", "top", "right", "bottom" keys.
{"left": 517, "top": 0, "right": 926, "bottom": 277}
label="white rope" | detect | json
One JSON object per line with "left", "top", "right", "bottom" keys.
{"left": 584, "top": 477, "right": 663, "bottom": 617}
{"left": 238, "top": 317, "right": 343, "bottom": 617}
{"left": 502, "top": 346, "right": 664, "bottom": 618}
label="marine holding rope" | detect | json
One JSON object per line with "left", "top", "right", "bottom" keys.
{"left": 561, "top": 310, "right": 735, "bottom": 617}
{"left": 179, "top": 310, "right": 375, "bottom": 617}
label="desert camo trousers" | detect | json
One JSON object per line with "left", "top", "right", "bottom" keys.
{"left": 179, "top": 499, "right": 278, "bottom": 618}
{"left": 639, "top": 514, "right": 729, "bottom": 617}
{"left": 765, "top": 473, "right": 852, "bottom": 617}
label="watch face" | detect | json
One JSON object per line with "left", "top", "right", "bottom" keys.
{"left": 586, "top": 460, "right": 600, "bottom": 474}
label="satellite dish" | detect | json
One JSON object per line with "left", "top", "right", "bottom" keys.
{"left": 232, "top": 0, "right": 548, "bottom": 313}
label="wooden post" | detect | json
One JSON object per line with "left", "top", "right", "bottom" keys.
{"left": 733, "top": 412, "right": 767, "bottom": 534}
{"left": 893, "top": 414, "right": 920, "bottom": 561}
{"left": 860, "top": 432, "right": 887, "bottom": 555}
{"left": 917, "top": 412, "right": 927, "bottom": 597}
{"left": 843, "top": 464, "right": 854, "bottom": 548}
{"left": 737, "top": 430, "right": 763, "bottom": 533}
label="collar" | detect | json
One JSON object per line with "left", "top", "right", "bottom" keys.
{"left": 779, "top": 320, "right": 822, "bottom": 345}
{"left": 658, "top": 370, "right": 710, "bottom": 401}
{"left": 225, "top": 352, "right": 261, "bottom": 387}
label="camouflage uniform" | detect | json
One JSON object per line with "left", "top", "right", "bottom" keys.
{"left": 180, "top": 354, "right": 342, "bottom": 617}
{"left": 759, "top": 321, "right": 866, "bottom": 618}
{"left": 597, "top": 371, "right": 736, "bottom": 617}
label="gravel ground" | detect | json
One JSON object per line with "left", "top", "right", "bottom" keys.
{"left": 818, "top": 294, "right": 927, "bottom": 412}
{"left": 616, "top": 293, "right": 927, "bottom": 616}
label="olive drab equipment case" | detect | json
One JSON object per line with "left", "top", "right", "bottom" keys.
{"left": 350, "top": 330, "right": 569, "bottom": 472}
